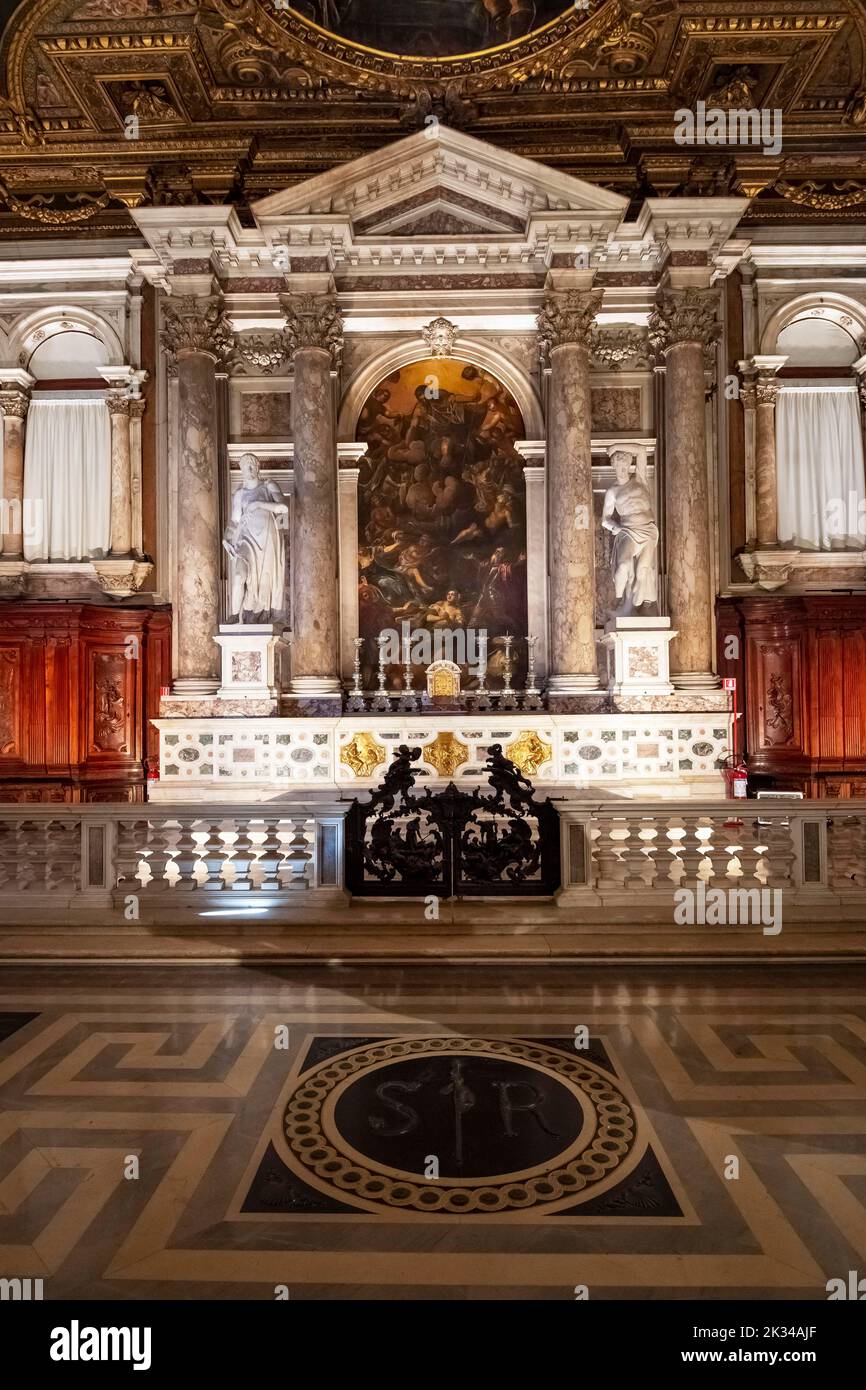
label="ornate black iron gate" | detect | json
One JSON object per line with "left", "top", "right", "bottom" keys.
{"left": 344, "top": 744, "right": 561, "bottom": 897}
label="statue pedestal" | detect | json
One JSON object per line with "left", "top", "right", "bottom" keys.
{"left": 214, "top": 624, "right": 283, "bottom": 705}
{"left": 602, "top": 617, "right": 676, "bottom": 697}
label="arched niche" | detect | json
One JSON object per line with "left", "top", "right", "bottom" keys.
{"left": 760, "top": 292, "right": 866, "bottom": 362}
{"left": 338, "top": 336, "right": 543, "bottom": 440}
{"left": 8, "top": 305, "right": 125, "bottom": 375}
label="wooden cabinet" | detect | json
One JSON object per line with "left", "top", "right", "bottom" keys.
{"left": 0, "top": 604, "right": 170, "bottom": 802}
{"left": 717, "top": 595, "right": 866, "bottom": 797}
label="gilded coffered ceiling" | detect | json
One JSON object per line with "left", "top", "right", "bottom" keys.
{"left": 0, "top": 0, "right": 863, "bottom": 233}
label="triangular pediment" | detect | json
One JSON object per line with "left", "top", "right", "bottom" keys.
{"left": 252, "top": 125, "right": 626, "bottom": 236}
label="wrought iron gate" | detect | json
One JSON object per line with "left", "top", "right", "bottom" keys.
{"left": 344, "top": 743, "right": 561, "bottom": 898}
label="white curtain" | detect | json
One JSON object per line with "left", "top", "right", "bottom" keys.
{"left": 776, "top": 379, "right": 866, "bottom": 550}
{"left": 23, "top": 398, "right": 110, "bottom": 561}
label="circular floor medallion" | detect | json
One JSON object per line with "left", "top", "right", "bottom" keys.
{"left": 283, "top": 1037, "right": 638, "bottom": 1214}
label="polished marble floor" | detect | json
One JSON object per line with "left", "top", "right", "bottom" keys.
{"left": 1, "top": 964, "right": 865, "bottom": 1300}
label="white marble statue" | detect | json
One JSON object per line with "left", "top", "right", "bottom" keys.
{"left": 223, "top": 453, "right": 289, "bottom": 622}
{"left": 601, "top": 447, "right": 659, "bottom": 616}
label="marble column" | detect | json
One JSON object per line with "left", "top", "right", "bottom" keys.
{"left": 283, "top": 292, "right": 342, "bottom": 700}
{"left": 649, "top": 288, "right": 719, "bottom": 687}
{"left": 755, "top": 378, "right": 780, "bottom": 547}
{"left": 0, "top": 374, "right": 32, "bottom": 556}
{"left": 739, "top": 376, "right": 758, "bottom": 547}
{"left": 129, "top": 396, "right": 145, "bottom": 557}
{"left": 537, "top": 289, "right": 603, "bottom": 695}
{"left": 161, "top": 292, "right": 234, "bottom": 694}
{"left": 106, "top": 390, "right": 133, "bottom": 556}
{"left": 856, "top": 354, "right": 866, "bottom": 460}
{"left": 515, "top": 441, "right": 548, "bottom": 679}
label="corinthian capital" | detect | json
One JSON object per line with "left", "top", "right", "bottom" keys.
{"left": 756, "top": 379, "right": 780, "bottom": 407}
{"left": 648, "top": 288, "right": 720, "bottom": 359}
{"left": 161, "top": 293, "right": 236, "bottom": 366}
{"left": 280, "top": 294, "right": 343, "bottom": 367}
{"left": 0, "top": 388, "right": 29, "bottom": 419}
{"left": 106, "top": 389, "right": 131, "bottom": 416}
{"left": 537, "top": 289, "right": 603, "bottom": 362}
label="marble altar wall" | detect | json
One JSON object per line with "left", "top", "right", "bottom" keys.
{"left": 153, "top": 711, "right": 733, "bottom": 801}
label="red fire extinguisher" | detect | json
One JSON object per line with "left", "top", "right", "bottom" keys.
{"left": 722, "top": 676, "right": 748, "bottom": 798}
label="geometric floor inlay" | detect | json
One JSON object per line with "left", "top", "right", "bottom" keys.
{"left": 0, "top": 1012, "right": 39, "bottom": 1045}
{"left": 248, "top": 1035, "right": 680, "bottom": 1217}
{"left": 2, "top": 965, "right": 865, "bottom": 1299}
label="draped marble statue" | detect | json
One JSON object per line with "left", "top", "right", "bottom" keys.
{"left": 223, "top": 453, "right": 289, "bottom": 622}
{"left": 601, "top": 447, "right": 659, "bottom": 616}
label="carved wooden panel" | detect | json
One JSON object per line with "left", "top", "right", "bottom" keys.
{"left": 0, "top": 604, "right": 170, "bottom": 801}
{"left": 842, "top": 628, "right": 866, "bottom": 764}
{"left": 750, "top": 637, "right": 804, "bottom": 756}
{"left": 88, "top": 648, "right": 134, "bottom": 757}
{"left": 718, "top": 595, "right": 866, "bottom": 795}
{"left": 0, "top": 646, "right": 20, "bottom": 758}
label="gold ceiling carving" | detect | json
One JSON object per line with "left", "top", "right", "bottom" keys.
{"left": 776, "top": 178, "right": 866, "bottom": 210}
{"left": 0, "top": 0, "right": 863, "bottom": 226}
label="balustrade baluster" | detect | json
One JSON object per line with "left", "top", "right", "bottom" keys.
{"left": 200, "top": 819, "right": 231, "bottom": 890}
{"left": 143, "top": 820, "right": 173, "bottom": 892}
{"left": 16, "top": 820, "right": 48, "bottom": 891}
{"left": 621, "top": 821, "right": 651, "bottom": 889}
{"left": 594, "top": 816, "right": 627, "bottom": 891}
{"left": 829, "top": 815, "right": 866, "bottom": 889}
{"left": 114, "top": 818, "right": 150, "bottom": 891}
{"left": 231, "top": 818, "right": 255, "bottom": 891}
{"left": 726, "top": 813, "right": 764, "bottom": 887}
{"left": 45, "top": 819, "right": 80, "bottom": 894}
{"left": 172, "top": 817, "right": 202, "bottom": 892}
{"left": 256, "top": 816, "right": 283, "bottom": 892}
{"left": 281, "top": 815, "right": 312, "bottom": 890}
{"left": 762, "top": 814, "right": 796, "bottom": 891}
{"left": 676, "top": 815, "right": 706, "bottom": 888}
{"left": 0, "top": 821, "right": 18, "bottom": 891}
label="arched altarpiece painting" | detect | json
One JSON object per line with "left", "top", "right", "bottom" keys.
{"left": 355, "top": 357, "right": 528, "bottom": 687}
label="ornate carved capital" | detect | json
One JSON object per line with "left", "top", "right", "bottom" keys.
{"left": 128, "top": 398, "right": 146, "bottom": 420}
{"left": 0, "top": 388, "right": 30, "bottom": 420}
{"left": 92, "top": 558, "right": 153, "bottom": 597}
{"left": 537, "top": 289, "right": 603, "bottom": 362}
{"left": 740, "top": 384, "right": 757, "bottom": 411}
{"left": 280, "top": 294, "right": 343, "bottom": 368}
{"left": 738, "top": 550, "right": 797, "bottom": 592}
{"left": 106, "top": 389, "right": 131, "bottom": 417}
{"left": 648, "top": 288, "right": 720, "bottom": 361}
{"left": 756, "top": 379, "right": 780, "bottom": 406}
{"left": 161, "top": 293, "right": 236, "bottom": 366}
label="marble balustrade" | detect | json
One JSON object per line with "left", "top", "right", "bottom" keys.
{"left": 0, "top": 801, "right": 863, "bottom": 924}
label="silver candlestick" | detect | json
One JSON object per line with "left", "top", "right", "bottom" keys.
{"left": 347, "top": 636, "right": 366, "bottom": 712}
{"left": 371, "top": 632, "right": 391, "bottom": 712}
{"left": 523, "top": 633, "right": 543, "bottom": 709}
{"left": 397, "top": 632, "right": 417, "bottom": 712}
{"left": 473, "top": 631, "right": 491, "bottom": 711}
{"left": 500, "top": 632, "right": 517, "bottom": 709}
